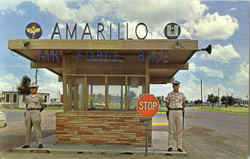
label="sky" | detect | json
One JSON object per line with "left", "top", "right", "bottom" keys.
{"left": 0, "top": 0, "right": 249, "bottom": 101}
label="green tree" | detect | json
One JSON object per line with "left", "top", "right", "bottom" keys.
{"left": 221, "top": 96, "right": 236, "bottom": 107}
{"left": 157, "top": 96, "right": 163, "bottom": 105}
{"left": 207, "top": 94, "right": 219, "bottom": 107}
{"left": 194, "top": 99, "right": 202, "bottom": 105}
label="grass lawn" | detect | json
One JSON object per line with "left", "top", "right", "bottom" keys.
{"left": 190, "top": 105, "right": 248, "bottom": 115}
{"left": 0, "top": 105, "right": 64, "bottom": 110}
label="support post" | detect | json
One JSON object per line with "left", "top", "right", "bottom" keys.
{"left": 125, "top": 76, "right": 128, "bottom": 110}
{"left": 68, "top": 78, "right": 73, "bottom": 111}
{"left": 104, "top": 76, "right": 109, "bottom": 110}
{"left": 90, "top": 85, "right": 94, "bottom": 109}
{"left": 82, "top": 77, "right": 88, "bottom": 111}
{"left": 145, "top": 59, "right": 150, "bottom": 94}
{"left": 120, "top": 85, "right": 123, "bottom": 110}
{"left": 73, "top": 82, "right": 79, "bottom": 110}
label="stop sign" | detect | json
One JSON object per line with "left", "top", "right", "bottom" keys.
{"left": 137, "top": 94, "right": 159, "bottom": 117}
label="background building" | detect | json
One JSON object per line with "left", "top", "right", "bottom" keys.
{"left": 0, "top": 91, "right": 49, "bottom": 108}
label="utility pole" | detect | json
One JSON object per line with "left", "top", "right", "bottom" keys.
{"left": 35, "top": 69, "right": 38, "bottom": 85}
{"left": 218, "top": 88, "right": 220, "bottom": 106}
{"left": 201, "top": 80, "right": 203, "bottom": 104}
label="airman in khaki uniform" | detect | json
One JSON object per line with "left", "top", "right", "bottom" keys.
{"left": 22, "top": 83, "right": 46, "bottom": 148}
{"left": 165, "top": 80, "right": 186, "bottom": 152}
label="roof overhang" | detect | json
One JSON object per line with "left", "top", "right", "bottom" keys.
{"left": 8, "top": 39, "right": 198, "bottom": 84}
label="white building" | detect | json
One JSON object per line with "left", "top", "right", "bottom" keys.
{"left": 0, "top": 91, "right": 49, "bottom": 108}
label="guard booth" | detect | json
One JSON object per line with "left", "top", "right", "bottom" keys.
{"left": 8, "top": 39, "right": 197, "bottom": 146}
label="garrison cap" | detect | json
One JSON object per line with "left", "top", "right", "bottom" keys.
{"left": 29, "top": 82, "right": 39, "bottom": 88}
{"left": 172, "top": 80, "right": 180, "bottom": 85}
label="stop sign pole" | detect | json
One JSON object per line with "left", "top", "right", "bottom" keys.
{"left": 137, "top": 94, "right": 159, "bottom": 156}
{"left": 144, "top": 117, "right": 151, "bottom": 156}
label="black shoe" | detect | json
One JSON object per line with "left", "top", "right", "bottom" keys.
{"left": 38, "top": 144, "right": 43, "bottom": 148}
{"left": 167, "top": 147, "right": 173, "bottom": 152}
{"left": 177, "top": 148, "right": 183, "bottom": 152}
{"left": 22, "top": 145, "right": 30, "bottom": 148}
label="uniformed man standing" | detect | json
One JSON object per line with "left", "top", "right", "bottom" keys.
{"left": 22, "top": 83, "right": 46, "bottom": 148}
{"left": 165, "top": 80, "right": 186, "bottom": 152}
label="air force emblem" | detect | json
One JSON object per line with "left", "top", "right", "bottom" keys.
{"left": 25, "top": 23, "right": 42, "bottom": 39}
{"left": 164, "top": 23, "right": 181, "bottom": 39}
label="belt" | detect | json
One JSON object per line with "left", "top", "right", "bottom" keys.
{"left": 168, "top": 108, "right": 183, "bottom": 111}
{"left": 26, "top": 108, "right": 41, "bottom": 111}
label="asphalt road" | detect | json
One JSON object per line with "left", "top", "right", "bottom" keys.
{"left": 153, "top": 108, "right": 248, "bottom": 135}
{"left": 0, "top": 109, "right": 248, "bottom": 159}
{"left": 2, "top": 110, "right": 25, "bottom": 122}
{"left": 0, "top": 110, "right": 57, "bottom": 152}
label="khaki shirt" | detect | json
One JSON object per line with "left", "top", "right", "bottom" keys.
{"left": 166, "top": 91, "right": 186, "bottom": 109}
{"left": 24, "top": 94, "right": 43, "bottom": 109}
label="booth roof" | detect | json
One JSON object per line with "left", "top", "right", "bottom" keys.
{"left": 8, "top": 39, "right": 198, "bottom": 84}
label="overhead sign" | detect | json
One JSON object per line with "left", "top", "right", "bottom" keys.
{"left": 37, "top": 50, "right": 169, "bottom": 64}
{"left": 25, "top": 22, "right": 42, "bottom": 39}
{"left": 164, "top": 23, "right": 181, "bottom": 39}
{"left": 24, "top": 22, "right": 182, "bottom": 40}
{"left": 137, "top": 94, "right": 159, "bottom": 117}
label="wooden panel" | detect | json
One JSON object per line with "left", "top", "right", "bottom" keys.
{"left": 149, "top": 63, "right": 188, "bottom": 70}
{"left": 64, "top": 74, "right": 145, "bottom": 78}
{"left": 9, "top": 39, "right": 198, "bottom": 50}
{"left": 9, "top": 39, "right": 198, "bottom": 85}
{"left": 150, "top": 77, "right": 173, "bottom": 84}
{"left": 31, "top": 61, "right": 62, "bottom": 68}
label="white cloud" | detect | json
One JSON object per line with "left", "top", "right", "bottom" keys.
{"left": 116, "top": 0, "right": 207, "bottom": 26}
{"left": 39, "top": 81, "right": 62, "bottom": 98}
{"left": 204, "top": 84, "right": 236, "bottom": 100}
{"left": 230, "top": 8, "right": 237, "bottom": 11}
{"left": 33, "top": 0, "right": 237, "bottom": 41}
{"left": 0, "top": 0, "right": 29, "bottom": 10}
{"left": 38, "top": 69, "right": 62, "bottom": 98}
{"left": 0, "top": 74, "right": 20, "bottom": 91}
{"left": 180, "top": 27, "right": 192, "bottom": 39}
{"left": 35, "top": 0, "right": 77, "bottom": 21}
{"left": 189, "top": 63, "right": 224, "bottom": 79}
{"left": 177, "top": 73, "right": 242, "bottom": 101}
{"left": 181, "top": 73, "right": 201, "bottom": 101}
{"left": 34, "top": 0, "right": 115, "bottom": 22}
{"left": 189, "top": 62, "right": 197, "bottom": 72}
{"left": 199, "top": 44, "right": 240, "bottom": 63}
{"left": 0, "top": 0, "right": 239, "bottom": 41}
{"left": 233, "top": 63, "right": 249, "bottom": 86}
{"left": 183, "top": 12, "right": 239, "bottom": 40}
{"left": 0, "top": 10, "right": 5, "bottom": 15}
{"left": 41, "top": 69, "right": 58, "bottom": 79}
{"left": 199, "top": 66, "right": 224, "bottom": 79}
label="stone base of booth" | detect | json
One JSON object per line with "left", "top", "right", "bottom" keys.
{"left": 56, "top": 111, "right": 152, "bottom": 147}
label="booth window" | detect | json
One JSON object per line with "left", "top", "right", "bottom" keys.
{"left": 13, "top": 94, "right": 17, "bottom": 103}
{"left": 63, "top": 75, "right": 146, "bottom": 111}
{"left": 6, "top": 94, "right": 9, "bottom": 102}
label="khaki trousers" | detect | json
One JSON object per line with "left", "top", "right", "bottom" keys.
{"left": 168, "top": 110, "right": 183, "bottom": 149}
{"left": 24, "top": 110, "right": 42, "bottom": 145}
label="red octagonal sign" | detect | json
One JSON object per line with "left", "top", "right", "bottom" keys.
{"left": 137, "top": 94, "right": 159, "bottom": 117}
